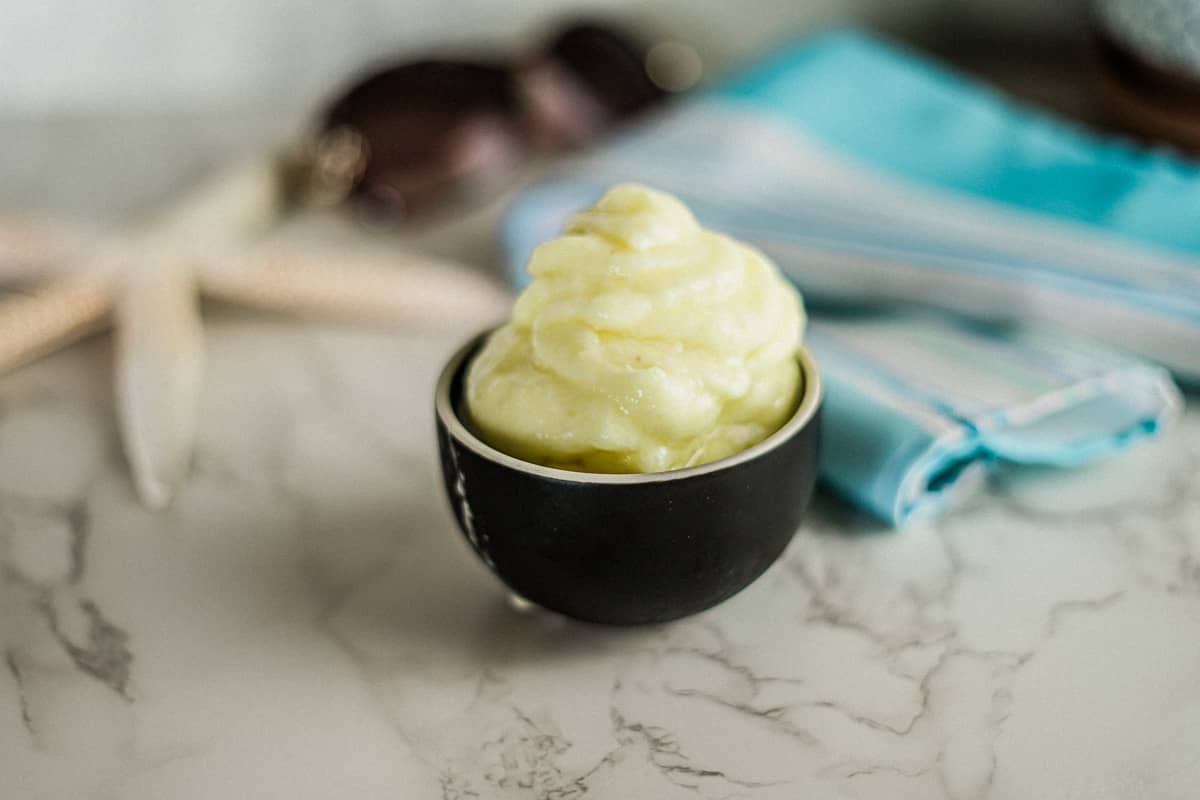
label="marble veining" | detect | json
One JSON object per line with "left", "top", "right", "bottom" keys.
{"left": 0, "top": 315, "right": 1195, "bottom": 800}
{"left": 1, "top": 113, "right": 1198, "bottom": 799}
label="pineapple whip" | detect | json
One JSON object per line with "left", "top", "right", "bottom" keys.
{"left": 466, "top": 184, "right": 805, "bottom": 473}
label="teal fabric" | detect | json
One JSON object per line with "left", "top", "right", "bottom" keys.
{"left": 713, "top": 30, "right": 1200, "bottom": 254}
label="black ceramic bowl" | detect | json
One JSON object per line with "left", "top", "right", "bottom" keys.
{"left": 435, "top": 331, "right": 822, "bottom": 625}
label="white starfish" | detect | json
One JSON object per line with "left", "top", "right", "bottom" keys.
{"left": 0, "top": 155, "right": 510, "bottom": 508}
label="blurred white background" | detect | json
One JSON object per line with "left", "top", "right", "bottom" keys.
{"left": 0, "top": 0, "right": 1088, "bottom": 115}
{"left": 0, "top": 0, "right": 1094, "bottom": 226}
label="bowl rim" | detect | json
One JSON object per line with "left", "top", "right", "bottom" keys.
{"left": 436, "top": 328, "right": 822, "bottom": 484}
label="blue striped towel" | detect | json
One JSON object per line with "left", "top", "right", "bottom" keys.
{"left": 500, "top": 30, "right": 1187, "bottom": 525}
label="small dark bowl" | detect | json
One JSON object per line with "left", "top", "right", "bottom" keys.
{"left": 435, "top": 330, "right": 823, "bottom": 625}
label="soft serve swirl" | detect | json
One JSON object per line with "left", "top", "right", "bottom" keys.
{"left": 466, "top": 184, "right": 805, "bottom": 473}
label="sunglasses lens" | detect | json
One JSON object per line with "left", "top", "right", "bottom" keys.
{"left": 320, "top": 61, "right": 524, "bottom": 218}
{"left": 324, "top": 60, "right": 518, "bottom": 127}
{"left": 544, "top": 22, "right": 669, "bottom": 120}
{"left": 315, "top": 24, "right": 693, "bottom": 219}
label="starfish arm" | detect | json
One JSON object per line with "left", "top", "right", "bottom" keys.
{"left": 197, "top": 248, "right": 511, "bottom": 327}
{"left": 0, "top": 217, "right": 100, "bottom": 281}
{"left": 0, "top": 276, "right": 114, "bottom": 374}
{"left": 148, "top": 157, "right": 288, "bottom": 250}
{"left": 114, "top": 261, "right": 205, "bottom": 509}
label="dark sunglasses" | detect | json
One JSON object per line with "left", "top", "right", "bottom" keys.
{"left": 300, "top": 19, "right": 701, "bottom": 220}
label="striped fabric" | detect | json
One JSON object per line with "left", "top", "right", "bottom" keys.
{"left": 806, "top": 315, "right": 1179, "bottom": 522}
{"left": 499, "top": 31, "right": 1189, "bottom": 524}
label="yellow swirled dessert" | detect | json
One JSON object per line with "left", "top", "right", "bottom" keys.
{"left": 466, "top": 183, "right": 805, "bottom": 473}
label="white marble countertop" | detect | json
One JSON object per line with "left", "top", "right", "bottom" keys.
{"left": 1, "top": 114, "right": 1198, "bottom": 800}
